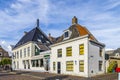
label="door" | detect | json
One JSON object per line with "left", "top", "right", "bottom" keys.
{"left": 57, "top": 62, "right": 61, "bottom": 74}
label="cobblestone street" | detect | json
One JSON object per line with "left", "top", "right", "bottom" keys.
{"left": 0, "top": 71, "right": 118, "bottom": 80}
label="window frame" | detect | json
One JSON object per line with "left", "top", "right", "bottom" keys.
{"left": 57, "top": 49, "right": 62, "bottom": 58}
{"left": 20, "top": 49, "right": 22, "bottom": 58}
{"left": 24, "top": 48, "right": 26, "bottom": 57}
{"left": 66, "top": 61, "right": 74, "bottom": 71}
{"left": 99, "top": 48, "right": 102, "bottom": 57}
{"left": 28, "top": 47, "right": 30, "bottom": 57}
{"left": 66, "top": 47, "right": 72, "bottom": 57}
{"left": 53, "top": 62, "right": 56, "bottom": 71}
{"left": 79, "top": 60, "right": 84, "bottom": 72}
{"left": 64, "top": 31, "right": 69, "bottom": 38}
{"left": 99, "top": 61, "right": 102, "bottom": 71}
{"left": 79, "top": 44, "right": 84, "bottom": 55}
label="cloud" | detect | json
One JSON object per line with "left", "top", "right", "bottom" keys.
{"left": 0, "top": 0, "right": 50, "bottom": 52}
{"left": 103, "top": 0, "right": 120, "bottom": 10}
{"left": 0, "top": 0, "right": 120, "bottom": 52}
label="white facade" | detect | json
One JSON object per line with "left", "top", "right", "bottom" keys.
{"left": 50, "top": 35, "right": 105, "bottom": 77}
{"left": 12, "top": 41, "right": 50, "bottom": 72}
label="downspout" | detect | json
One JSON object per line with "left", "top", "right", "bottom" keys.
{"left": 87, "top": 35, "right": 90, "bottom": 77}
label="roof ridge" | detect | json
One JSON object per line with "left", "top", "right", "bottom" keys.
{"left": 31, "top": 27, "right": 38, "bottom": 41}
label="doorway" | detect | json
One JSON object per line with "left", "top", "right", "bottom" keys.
{"left": 57, "top": 62, "right": 61, "bottom": 74}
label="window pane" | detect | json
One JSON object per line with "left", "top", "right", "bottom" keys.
{"left": 65, "top": 32, "right": 68, "bottom": 37}
{"left": 99, "top": 48, "right": 102, "bottom": 57}
{"left": 66, "top": 47, "right": 72, "bottom": 56}
{"left": 79, "top": 44, "right": 84, "bottom": 55}
{"left": 99, "top": 61, "right": 102, "bottom": 71}
{"left": 79, "top": 60, "right": 84, "bottom": 72}
{"left": 58, "top": 49, "right": 62, "bottom": 57}
{"left": 66, "top": 61, "right": 73, "bottom": 71}
{"left": 53, "top": 62, "right": 55, "bottom": 71}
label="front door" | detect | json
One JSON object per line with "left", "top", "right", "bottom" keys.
{"left": 57, "top": 62, "right": 61, "bottom": 74}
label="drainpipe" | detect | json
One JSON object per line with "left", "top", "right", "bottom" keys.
{"left": 87, "top": 37, "right": 90, "bottom": 77}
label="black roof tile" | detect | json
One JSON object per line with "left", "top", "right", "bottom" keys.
{"left": 13, "top": 27, "right": 52, "bottom": 49}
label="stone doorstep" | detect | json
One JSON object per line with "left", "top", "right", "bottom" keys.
{"left": 21, "top": 74, "right": 45, "bottom": 80}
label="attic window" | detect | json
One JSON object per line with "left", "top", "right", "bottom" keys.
{"left": 63, "top": 30, "right": 71, "bottom": 40}
{"left": 64, "top": 31, "right": 69, "bottom": 38}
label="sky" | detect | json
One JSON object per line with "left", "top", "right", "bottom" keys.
{"left": 0, "top": 0, "right": 120, "bottom": 53}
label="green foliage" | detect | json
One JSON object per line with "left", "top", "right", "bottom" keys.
{"left": 0, "top": 58, "right": 11, "bottom": 66}
{"left": 107, "top": 61, "right": 117, "bottom": 73}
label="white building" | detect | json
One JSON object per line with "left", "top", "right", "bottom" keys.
{"left": 12, "top": 19, "right": 51, "bottom": 72}
{"left": 50, "top": 16, "right": 105, "bottom": 77}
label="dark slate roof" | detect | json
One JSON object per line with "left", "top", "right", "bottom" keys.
{"left": 36, "top": 42, "right": 50, "bottom": 51}
{"left": 113, "top": 48, "right": 120, "bottom": 54}
{"left": 13, "top": 27, "right": 52, "bottom": 49}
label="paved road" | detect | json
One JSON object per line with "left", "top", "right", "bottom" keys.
{"left": 0, "top": 71, "right": 118, "bottom": 80}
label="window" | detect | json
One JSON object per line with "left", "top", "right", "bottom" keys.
{"left": 79, "top": 44, "right": 84, "bottom": 55}
{"left": 66, "top": 47, "right": 72, "bottom": 56}
{"left": 79, "top": 60, "right": 84, "bottom": 72}
{"left": 31, "top": 59, "right": 43, "bottom": 67}
{"left": 99, "top": 48, "right": 102, "bottom": 57}
{"left": 57, "top": 49, "right": 62, "bottom": 57}
{"left": 20, "top": 49, "right": 22, "bottom": 58}
{"left": 40, "top": 59, "right": 43, "bottom": 67}
{"left": 17, "top": 51, "right": 19, "bottom": 59}
{"left": 24, "top": 48, "right": 26, "bottom": 57}
{"left": 17, "top": 61, "right": 19, "bottom": 69}
{"left": 31, "top": 60, "right": 35, "bottom": 67}
{"left": 64, "top": 31, "right": 69, "bottom": 38}
{"left": 15, "top": 52, "right": 16, "bottom": 59}
{"left": 53, "top": 62, "right": 55, "bottom": 71}
{"left": 99, "top": 61, "right": 102, "bottom": 71}
{"left": 28, "top": 47, "right": 30, "bottom": 57}
{"left": 35, "top": 46, "right": 40, "bottom": 56}
{"left": 36, "top": 60, "right": 39, "bottom": 67}
{"left": 66, "top": 61, "right": 73, "bottom": 71}
{"left": 0, "top": 52, "right": 2, "bottom": 56}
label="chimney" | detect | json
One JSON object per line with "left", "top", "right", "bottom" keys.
{"left": 72, "top": 16, "right": 78, "bottom": 24}
{"left": 24, "top": 31, "right": 27, "bottom": 35}
{"left": 37, "top": 19, "right": 39, "bottom": 27}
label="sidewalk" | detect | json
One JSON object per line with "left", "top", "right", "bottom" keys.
{"left": 6, "top": 70, "right": 118, "bottom": 80}
{"left": 10, "top": 70, "right": 85, "bottom": 80}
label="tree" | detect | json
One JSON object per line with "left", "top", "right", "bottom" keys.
{"left": 0, "top": 58, "right": 11, "bottom": 69}
{"left": 107, "top": 61, "right": 117, "bottom": 73}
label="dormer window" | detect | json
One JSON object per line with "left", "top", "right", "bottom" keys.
{"left": 64, "top": 30, "right": 71, "bottom": 40}
{"left": 64, "top": 31, "right": 69, "bottom": 38}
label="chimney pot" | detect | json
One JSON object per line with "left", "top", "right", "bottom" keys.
{"left": 72, "top": 16, "right": 78, "bottom": 24}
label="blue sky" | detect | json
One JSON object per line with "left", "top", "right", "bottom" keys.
{"left": 0, "top": 0, "right": 120, "bottom": 52}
